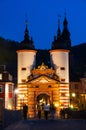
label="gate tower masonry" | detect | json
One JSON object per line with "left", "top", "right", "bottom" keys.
{"left": 16, "top": 15, "right": 71, "bottom": 118}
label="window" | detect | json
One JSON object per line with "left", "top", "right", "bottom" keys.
{"left": 0, "top": 74, "right": 2, "bottom": 80}
{"left": 36, "top": 86, "right": 39, "bottom": 88}
{"left": 61, "top": 78, "right": 65, "bottom": 82}
{"left": 75, "top": 84, "right": 78, "bottom": 89}
{"left": 9, "top": 86, "right": 12, "bottom": 92}
{"left": 21, "top": 79, "right": 26, "bottom": 82}
{"left": 60, "top": 67, "right": 65, "bottom": 70}
{"left": 48, "top": 85, "right": 52, "bottom": 88}
{"left": 21, "top": 68, "right": 26, "bottom": 71}
{"left": 61, "top": 93, "right": 65, "bottom": 96}
{"left": 0, "top": 86, "right": 3, "bottom": 93}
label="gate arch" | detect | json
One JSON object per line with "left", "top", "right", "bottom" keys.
{"left": 37, "top": 93, "right": 50, "bottom": 105}
{"left": 36, "top": 93, "right": 50, "bottom": 118}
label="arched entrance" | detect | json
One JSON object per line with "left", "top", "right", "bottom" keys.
{"left": 37, "top": 93, "right": 50, "bottom": 105}
{"left": 36, "top": 93, "right": 50, "bottom": 118}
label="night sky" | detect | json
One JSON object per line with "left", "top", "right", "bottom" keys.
{"left": 0, "top": 0, "right": 86, "bottom": 49}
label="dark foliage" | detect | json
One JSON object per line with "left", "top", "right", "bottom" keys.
{"left": 0, "top": 36, "right": 86, "bottom": 83}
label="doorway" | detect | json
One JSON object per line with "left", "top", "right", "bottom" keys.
{"left": 36, "top": 93, "right": 50, "bottom": 118}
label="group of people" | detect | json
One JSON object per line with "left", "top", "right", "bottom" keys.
{"left": 22, "top": 102, "right": 56, "bottom": 120}
{"left": 37, "top": 102, "right": 56, "bottom": 120}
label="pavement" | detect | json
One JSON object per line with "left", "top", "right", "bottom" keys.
{"left": 1, "top": 119, "right": 86, "bottom": 130}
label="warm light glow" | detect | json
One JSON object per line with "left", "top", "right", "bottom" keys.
{"left": 59, "top": 98, "right": 69, "bottom": 100}
{"left": 0, "top": 74, "right": 2, "bottom": 80}
{"left": 5, "top": 83, "right": 8, "bottom": 108}
{"left": 70, "top": 104, "right": 74, "bottom": 108}
{"left": 65, "top": 93, "right": 69, "bottom": 96}
{"left": 14, "top": 88, "right": 19, "bottom": 94}
{"left": 59, "top": 90, "right": 69, "bottom": 92}
{"left": 54, "top": 103, "right": 59, "bottom": 107}
{"left": 72, "top": 93, "right": 76, "bottom": 97}
{"left": 8, "top": 105, "right": 12, "bottom": 109}
{"left": 60, "top": 99, "right": 69, "bottom": 102}
{"left": 19, "top": 94, "right": 24, "bottom": 99}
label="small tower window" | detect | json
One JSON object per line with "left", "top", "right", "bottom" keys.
{"left": 60, "top": 67, "right": 65, "bottom": 70}
{"left": 36, "top": 86, "right": 39, "bottom": 88}
{"left": 48, "top": 85, "right": 52, "bottom": 88}
{"left": 61, "top": 78, "right": 65, "bottom": 82}
{"left": 21, "top": 79, "right": 26, "bottom": 82}
{"left": 21, "top": 68, "right": 26, "bottom": 71}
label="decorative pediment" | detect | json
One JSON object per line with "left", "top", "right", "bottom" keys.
{"left": 38, "top": 62, "right": 48, "bottom": 70}
{"left": 31, "top": 62, "right": 55, "bottom": 75}
{"left": 27, "top": 62, "right": 59, "bottom": 84}
{"left": 27, "top": 75, "right": 59, "bottom": 84}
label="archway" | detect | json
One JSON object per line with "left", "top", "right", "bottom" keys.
{"left": 37, "top": 93, "right": 50, "bottom": 105}
{"left": 36, "top": 93, "right": 50, "bottom": 118}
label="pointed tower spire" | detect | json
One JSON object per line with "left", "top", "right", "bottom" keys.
{"left": 18, "top": 19, "right": 35, "bottom": 50}
{"left": 57, "top": 15, "right": 61, "bottom": 39}
{"left": 63, "top": 12, "right": 68, "bottom": 28}
{"left": 51, "top": 15, "right": 65, "bottom": 49}
{"left": 24, "top": 19, "right": 29, "bottom": 41}
{"left": 62, "top": 12, "right": 71, "bottom": 49}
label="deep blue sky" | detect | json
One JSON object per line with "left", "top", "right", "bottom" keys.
{"left": 0, "top": 0, "right": 86, "bottom": 49}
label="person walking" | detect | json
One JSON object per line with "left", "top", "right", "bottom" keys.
{"left": 44, "top": 102, "right": 50, "bottom": 120}
{"left": 23, "top": 104, "right": 28, "bottom": 120}
{"left": 37, "top": 104, "right": 42, "bottom": 119}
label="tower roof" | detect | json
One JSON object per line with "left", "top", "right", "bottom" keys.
{"left": 18, "top": 20, "right": 35, "bottom": 50}
{"left": 62, "top": 13, "right": 71, "bottom": 49}
{"left": 51, "top": 17, "right": 67, "bottom": 50}
{"left": 51, "top": 14, "right": 71, "bottom": 50}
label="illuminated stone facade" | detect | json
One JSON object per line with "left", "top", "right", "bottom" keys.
{"left": 16, "top": 16, "right": 71, "bottom": 118}
{"left": 17, "top": 62, "right": 69, "bottom": 118}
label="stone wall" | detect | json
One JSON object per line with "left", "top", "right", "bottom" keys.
{"left": 2, "top": 109, "right": 22, "bottom": 128}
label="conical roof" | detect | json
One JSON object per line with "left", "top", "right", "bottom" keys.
{"left": 18, "top": 21, "right": 35, "bottom": 50}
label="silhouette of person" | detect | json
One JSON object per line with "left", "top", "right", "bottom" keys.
{"left": 44, "top": 102, "right": 50, "bottom": 120}
{"left": 37, "top": 104, "right": 42, "bottom": 119}
{"left": 50, "top": 103, "right": 56, "bottom": 120}
{"left": 23, "top": 104, "right": 28, "bottom": 119}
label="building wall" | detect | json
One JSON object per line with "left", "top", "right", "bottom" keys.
{"left": 17, "top": 50, "right": 36, "bottom": 83}
{"left": 69, "top": 82, "right": 82, "bottom": 109}
{"left": 0, "top": 82, "right": 14, "bottom": 109}
{"left": 50, "top": 49, "right": 69, "bottom": 83}
{"left": 17, "top": 83, "right": 60, "bottom": 118}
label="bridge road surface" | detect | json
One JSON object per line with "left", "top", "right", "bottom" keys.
{"left": 2, "top": 119, "right": 86, "bottom": 130}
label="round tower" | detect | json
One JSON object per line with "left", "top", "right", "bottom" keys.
{"left": 50, "top": 16, "right": 70, "bottom": 83}
{"left": 16, "top": 21, "right": 37, "bottom": 84}
{"left": 50, "top": 49, "right": 69, "bottom": 83}
{"left": 50, "top": 15, "right": 71, "bottom": 109}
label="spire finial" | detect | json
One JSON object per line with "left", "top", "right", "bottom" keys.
{"left": 57, "top": 14, "right": 61, "bottom": 38}
{"left": 25, "top": 13, "right": 28, "bottom": 29}
{"left": 24, "top": 14, "right": 29, "bottom": 40}
{"left": 58, "top": 14, "right": 61, "bottom": 26}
